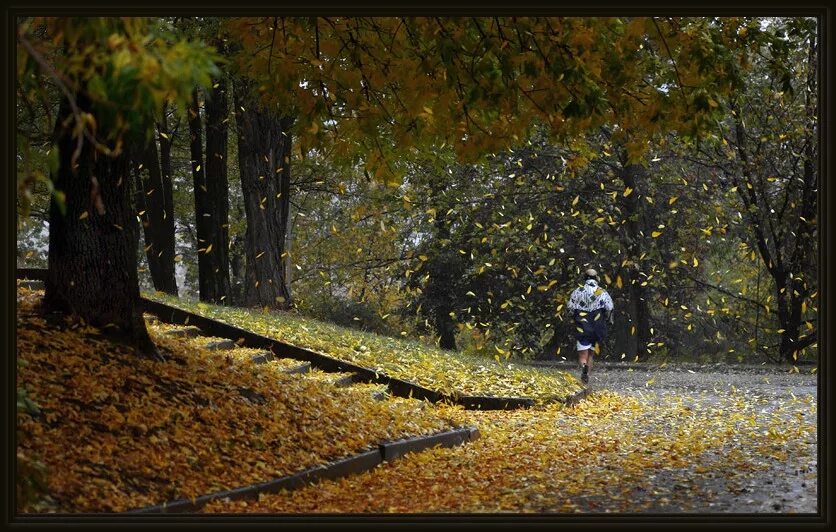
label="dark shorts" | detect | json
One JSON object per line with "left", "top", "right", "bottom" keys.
{"left": 574, "top": 310, "right": 607, "bottom": 351}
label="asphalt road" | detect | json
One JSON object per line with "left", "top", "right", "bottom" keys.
{"left": 566, "top": 362, "right": 819, "bottom": 514}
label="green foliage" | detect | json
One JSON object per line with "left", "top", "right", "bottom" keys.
{"left": 17, "top": 16, "right": 221, "bottom": 210}
{"left": 302, "top": 294, "right": 394, "bottom": 336}
{"left": 226, "top": 17, "right": 772, "bottom": 182}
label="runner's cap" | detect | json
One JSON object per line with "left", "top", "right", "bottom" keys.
{"left": 585, "top": 268, "right": 598, "bottom": 279}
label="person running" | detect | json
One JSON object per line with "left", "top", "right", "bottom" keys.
{"left": 566, "top": 268, "right": 614, "bottom": 384}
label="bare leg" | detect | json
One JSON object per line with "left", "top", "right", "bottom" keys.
{"left": 578, "top": 349, "right": 590, "bottom": 383}
{"left": 578, "top": 349, "right": 589, "bottom": 366}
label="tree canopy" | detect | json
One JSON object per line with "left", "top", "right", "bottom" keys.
{"left": 15, "top": 15, "right": 818, "bottom": 364}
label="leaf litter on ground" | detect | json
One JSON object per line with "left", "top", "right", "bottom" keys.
{"left": 205, "top": 389, "right": 816, "bottom": 513}
{"left": 16, "top": 288, "right": 458, "bottom": 513}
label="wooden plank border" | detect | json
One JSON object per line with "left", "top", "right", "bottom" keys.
{"left": 454, "top": 395, "right": 535, "bottom": 410}
{"left": 16, "top": 268, "right": 47, "bottom": 281}
{"left": 143, "top": 297, "right": 591, "bottom": 411}
{"left": 126, "top": 427, "right": 475, "bottom": 514}
{"left": 379, "top": 427, "right": 472, "bottom": 461}
{"left": 562, "top": 387, "right": 591, "bottom": 406}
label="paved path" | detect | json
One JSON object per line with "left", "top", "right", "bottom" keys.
{"left": 567, "top": 362, "right": 819, "bottom": 514}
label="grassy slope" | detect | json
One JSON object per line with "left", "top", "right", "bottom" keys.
{"left": 144, "top": 292, "right": 583, "bottom": 403}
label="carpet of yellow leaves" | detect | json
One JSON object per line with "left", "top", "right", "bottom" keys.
{"left": 145, "top": 293, "right": 582, "bottom": 403}
{"left": 16, "top": 288, "right": 457, "bottom": 513}
{"left": 205, "top": 390, "right": 816, "bottom": 513}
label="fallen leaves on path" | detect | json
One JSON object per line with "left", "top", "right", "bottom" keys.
{"left": 205, "top": 389, "right": 816, "bottom": 513}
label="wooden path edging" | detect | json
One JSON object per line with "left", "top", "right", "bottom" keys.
{"left": 126, "top": 426, "right": 476, "bottom": 514}
{"left": 562, "top": 387, "right": 591, "bottom": 406}
{"left": 16, "top": 268, "right": 46, "bottom": 281}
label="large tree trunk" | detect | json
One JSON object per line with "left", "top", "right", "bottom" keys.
{"left": 617, "top": 162, "right": 653, "bottom": 359}
{"left": 134, "top": 134, "right": 178, "bottom": 295}
{"left": 189, "top": 88, "right": 229, "bottom": 304}
{"left": 234, "top": 80, "right": 293, "bottom": 309}
{"left": 45, "top": 95, "right": 155, "bottom": 355}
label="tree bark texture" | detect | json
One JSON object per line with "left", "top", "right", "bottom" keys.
{"left": 45, "top": 94, "right": 155, "bottom": 354}
{"left": 234, "top": 80, "right": 293, "bottom": 309}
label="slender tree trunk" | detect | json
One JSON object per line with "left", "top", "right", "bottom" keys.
{"left": 728, "top": 35, "right": 818, "bottom": 364}
{"left": 157, "top": 104, "right": 178, "bottom": 291}
{"left": 229, "top": 233, "right": 245, "bottom": 303}
{"left": 625, "top": 266, "right": 651, "bottom": 357}
{"left": 431, "top": 233, "right": 458, "bottom": 350}
{"left": 436, "top": 299, "right": 457, "bottom": 350}
{"left": 189, "top": 89, "right": 229, "bottom": 303}
{"left": 229, "top": 200, "right": 246, "bottom": 304}
{"left": 234, "top": 79, "right": 293, "bottom": 309}
{"left": 134, "top": 135, "right": 178, "bottom": 295}
{"left": 204, "top": 77, "right": 232, "bottom": 301}
{"left": 45, "top": 94, "right": 155, "bottom": 355}
{"left": 778, "top": 35, "right": 819, "bottom": 364}
{"left": 425, "top": 178, "right": 459, "bottom": 350}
